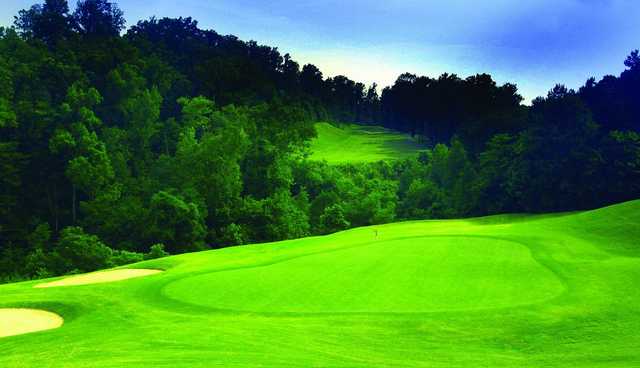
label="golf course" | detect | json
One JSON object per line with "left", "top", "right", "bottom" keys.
{"left": 2, "top": 1, "right": 640, "bottom": 366}
{"left": 1, "top": 200, "right": 639, "bottom": 367}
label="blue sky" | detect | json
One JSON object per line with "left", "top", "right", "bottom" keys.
{"left": 2, "top": 0, "right": 639, "bottom": 102}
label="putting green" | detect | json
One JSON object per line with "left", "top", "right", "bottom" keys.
{"left": 1, "top": 200, "right": 639, "bottom": 367}
{"left": 164, "top": 236, "right": 563, "bottom": 313}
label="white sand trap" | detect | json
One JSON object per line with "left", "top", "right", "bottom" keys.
{"left": 35, "top": 269, "right": 162, "bottom": 288}
{"left": 0, "top": 309, "right": 63, "bottom": 338}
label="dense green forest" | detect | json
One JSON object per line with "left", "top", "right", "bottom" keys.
{"left": 1, "top": 0, "right": 639, "bottom": 282}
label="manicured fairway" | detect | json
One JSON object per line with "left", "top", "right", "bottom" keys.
{"left": 309, "top": 122, "right": 427, "bottom": 163}
{"left": 1, "top": 200, "right": 639, "bottom": 367}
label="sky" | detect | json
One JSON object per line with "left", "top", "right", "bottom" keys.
{"left": 2, "top": 0, "right": 639, "bottom": 102}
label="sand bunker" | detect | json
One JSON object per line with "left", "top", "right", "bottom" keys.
{"left": 0, "top": 309, "right": 63, "bottom": 338}
{"left": 35, "top": 269, "right": 162, "bottom": 288}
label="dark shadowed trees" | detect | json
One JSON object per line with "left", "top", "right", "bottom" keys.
{"left": 2, "top": 0, "right": 640, "bottom": 282}
{"left": 14, "top": 0, "right": 74, "bottom": 46}
{"left": 74, "top": 0, "right": 125, "bottom": 37}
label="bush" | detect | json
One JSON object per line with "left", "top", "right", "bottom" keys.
{"left": 0, "top": 242, "right": 26, "bottom": 277}
{"left": 27, "top": 222, "right": 51, "bottom": 250}
{"left": 216, "top": 224, "right": 246, "bottom": 247}
{"left": 319, "top": 204, "right": 350, "bottom": 234}
{"left": 23, "top": 223, "right": 54, "bottom": 278}
{"left": 24, "top": 247, "right": 53, "bottom": 278}
{"left": 147, "top": 191, "right": 207, "bottom": 253}
{"left": 145, "top": 243, "right": 169, "bottom": 260}
{"left": 264, "top": 190, "right": 310, "bottom": 240}
{"left": 110, "top": 249, "right": 144, "bottom": 266}
{"left": 53, "top": 226, "right": 113, "bottom": 274}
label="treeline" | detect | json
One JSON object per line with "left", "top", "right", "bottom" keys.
{"left": 382, "top": 59, "right": 640, "bottom": 214}
{"left": 379, "top": 58, "right": 640, "bottom": 150}
{"left": 1, "top": 0, "right": 639, "bottom": 282}
{"left": 380, "top": 73, "right": 525, "bottom": 149}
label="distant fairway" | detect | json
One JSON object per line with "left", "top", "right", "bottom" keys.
{"left": 309, "top": 122, "right": 427, "bottom": 163}
{"left": 2, "top": 200, "right": 640, "bottom": 367}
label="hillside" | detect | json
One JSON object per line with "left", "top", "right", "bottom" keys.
{"left": 1, "top": 200, "right": 639, "bottom": 367}
{"left": 3, "top": 1, "right": 640, "bottom": 286}
{"left": 309, "top": 122, "right": 427, "bottom": 163}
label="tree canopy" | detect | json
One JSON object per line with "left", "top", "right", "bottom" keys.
{"left": 1, "top": 0, "right": 639, "bottom": 283}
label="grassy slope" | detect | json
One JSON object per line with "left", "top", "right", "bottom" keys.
{"left": 309, "top": 122, "right": 427, "bottom": 163}
{"left": 1, "top": 200, "right": 640, "bottom": 367}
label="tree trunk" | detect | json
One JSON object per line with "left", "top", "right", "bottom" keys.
{"left": 53, "top": 182, "right": 59, "bottom": 232}
{"left": 72, "top": 183, "right": 76, "bottom": 225}
{"left": 164, "top": 131, "right": 170, "bottom": 156}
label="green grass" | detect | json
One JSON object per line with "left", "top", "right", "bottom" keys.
{"left": 309, "top": 122, "right": 427, "bottom": 163}
{"left": 2, "top": 200, "right": 640, "bottom": 367}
